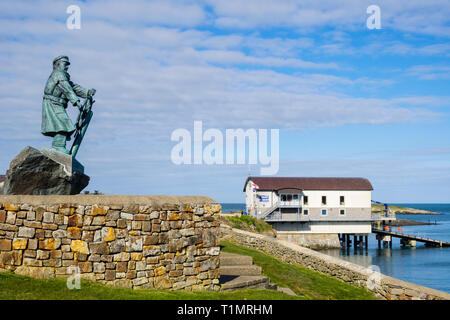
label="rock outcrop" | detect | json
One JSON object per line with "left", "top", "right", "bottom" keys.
{"left": 0, "top": 175, "right": 5, "bottom": 194}
{"left": 1, "top": 146, "right": 89, "bottom": 195}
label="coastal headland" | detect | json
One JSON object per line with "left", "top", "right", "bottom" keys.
{"left": 371, "top": 204, "right": 441, "bottom": 215}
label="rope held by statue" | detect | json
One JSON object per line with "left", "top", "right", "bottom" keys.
{"left": 70, "top": 94, "right": 95, "bottom": 158}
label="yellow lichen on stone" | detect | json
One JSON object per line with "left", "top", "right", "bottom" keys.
{"left": 121, "top": 252, "right": 130, "bottom": 261}
{"left": 40, "top": 238, "right": 60, "bottom": 250}
{"left": 12, "top": 238, "right": 28, "bottom": 250}
{"left": 4, "top": 203, "right": 20, "bottom": 211}
{"left": 90, "top": 205, "right": 108, "bottom": 216}
{"left": 168, "top": 213, "right": 180, "bottom": 221}
{"left": 114, "top": 252, "right": 129, "bottom": 262}
{"left": 131, "top": 252, "right": 143, "bottom": 261}
{"left": 67, "top": 227, "right": 82, "bottom": 239}
{"left": 155, "top": 266, "right": 166, "bottom": 276}
{"left": 212, "top": 204, "right": 222, "bottom": 213}
{"left": 102, "top": 227, "right": 115, "bottom": 242}
{"left": 70, "top": 240, "right": 89, "bottom": 255}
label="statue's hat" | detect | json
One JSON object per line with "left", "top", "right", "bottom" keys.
{"left": 53, "top": 55, "right": 70, "bottom": 65}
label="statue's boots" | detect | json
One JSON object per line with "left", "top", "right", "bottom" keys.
{"left": 52, "top": 133, "right": 70, "bottom": 154}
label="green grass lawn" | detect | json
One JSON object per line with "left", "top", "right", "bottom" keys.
{"left": 220, "top": 241, "right": 376, "bottom": 300}
{"left": 0, "top": 240, "right": 375, "bottom": 300}
{"left": 0, "top": 271, "right": 297, "bottom": 300}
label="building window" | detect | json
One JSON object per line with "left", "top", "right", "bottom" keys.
{"left": 322, "top": 209, "right": 327, "bottom": 215}
{"left": 303, "top": 196, "right": 308, "bottom": 205}
{"left": 340, "top": 196, "right": 345, "bottom": 205}
{"left": 340, "top": 209, "right": 345, "bottom": 215}
{"left": 303, "top": 209, "right": 309, "bottom": 215}
{"left": 281, "top": 194, "right": 287, "bottom": 201}
{"left": 322, "top": 196, "right": 327, "bottom": 205}
{"left": 293, "top": 194, "right": 299, "bottom": 201}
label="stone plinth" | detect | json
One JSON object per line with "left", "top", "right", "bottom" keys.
{"left": 1, "top": 146, "right": 89, "bottom": 195}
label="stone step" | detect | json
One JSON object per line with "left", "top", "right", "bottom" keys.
{"left": 220, "top": 265, "right": 262, "bottom": 276}
{"left": 277, "top": 287, "right": 297, "bottom": 296}
{"left": 220, "top": 252, "right": 254, "bottom": 266}
{"left": 220, "top": 275, "right": 273, "bottom": 291}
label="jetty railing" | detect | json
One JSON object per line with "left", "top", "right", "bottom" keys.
{"left": 372, "top": 227, "right": 450, "bottom": 247}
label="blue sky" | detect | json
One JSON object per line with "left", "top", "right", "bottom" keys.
{"left": 0, "top": 0, "right": 449, "bottom": 203}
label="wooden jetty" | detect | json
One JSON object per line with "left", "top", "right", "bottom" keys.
{"left": 372, "top": 227, "right": 450, "bottom": 247}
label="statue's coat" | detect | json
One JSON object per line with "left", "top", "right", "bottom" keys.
{"left": 41, "top": 70, "right": 88, "bottom": 137}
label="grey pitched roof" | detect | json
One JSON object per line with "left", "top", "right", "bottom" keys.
{"left": 244, "top": 176, "right": 373, "bottom": 191}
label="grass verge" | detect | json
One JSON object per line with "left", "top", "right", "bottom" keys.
{"left": 0, "top": 240, "right": 375, "bottom": 300}
{"left": 220, "top": 214, "right": 275, "bottom": 235}
{"left": 0, "top": 271, "right": 296, "bottom": 300}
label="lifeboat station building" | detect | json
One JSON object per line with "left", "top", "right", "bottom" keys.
{"left": 243, "top": 177, "right": 375, "bottom": 248}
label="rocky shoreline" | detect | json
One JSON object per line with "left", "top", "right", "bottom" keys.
{"left": 372, "top": 205, "right": 441, "bottom": 226}
{"left": 372, "top": 204, "right": 441, "bottom": 215}
{"left": 387, "top": 219, "right": 436, "bottom": 226}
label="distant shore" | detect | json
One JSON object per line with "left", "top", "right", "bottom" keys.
{"left": 224, "top": 205, "right": 442, "bottom": 216}
{"left": 387, "top": 219, "right": 436, "bottom": 226}
{"left": 223, "top": 204, "right": 441, "bottom": 227}
{"left": 371, "top": 204, "right": 441, "bottom": 215}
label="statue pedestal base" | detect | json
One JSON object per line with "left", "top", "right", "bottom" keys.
{"left": 1, "top": 146, "right": 89, "bottom": 195}
{"left": 40, "top": 148, "right": 85, "bottom": 174}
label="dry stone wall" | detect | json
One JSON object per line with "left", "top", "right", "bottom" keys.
{"left": 221, "top": 226, "right": 450, "bottom": 300}
{"left": 0, "top": 195, "right": 221, "bottom": 291}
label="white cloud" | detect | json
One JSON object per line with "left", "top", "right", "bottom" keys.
{"left": 0, "top": 0, "right": 449, "bottom": 201}
{"left": 0, "top": 0, "right": 207, "bottom": 27}
{"left": 206, "top": 0, "right": 450, "bottom": 37}
{"left": 404, "top": 65, "right": 450, "bottom": 80}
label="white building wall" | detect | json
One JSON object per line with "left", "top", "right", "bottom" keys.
{"left": 244, "top": 180, "right": 373, "bottom": 234}
{"left": 245, "top": 181, "right": 278, "bottom": 213}
{"left": 274, "top": 221, "right": 372, "bottom": 234}
{"left": 245, "top": 182, "right": 253, "bottom": 212}
{"left": 246, "top": 183, "right": 372, "bottom": 212}
{"left": 255, "top": 191, "right": 274, "bottom": 208}
{"left": 303, "top": 190, "right": 371, "bottom": 208}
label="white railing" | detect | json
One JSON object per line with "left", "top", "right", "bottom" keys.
{"left": 256, "top": 203, "right": 279, "bottom": 219}
{"left": 258, "top": 200, "right": 300, "bottom": 219}
{"left": 279, "top": 200, "right": 300, "bottom": 207}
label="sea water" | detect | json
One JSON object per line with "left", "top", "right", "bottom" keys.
{"left": 326, "top": 203, "right": 450, "bottom": 294}
{"left": 220, "top": 203, "right": 450, "bottom": 293}
{"left": 220, "top": 203, "right": 246, "bottom": 213}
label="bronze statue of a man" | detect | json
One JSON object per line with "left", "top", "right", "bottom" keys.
{"left": 41, "top": 56, "right": 96, "bottom": 154}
